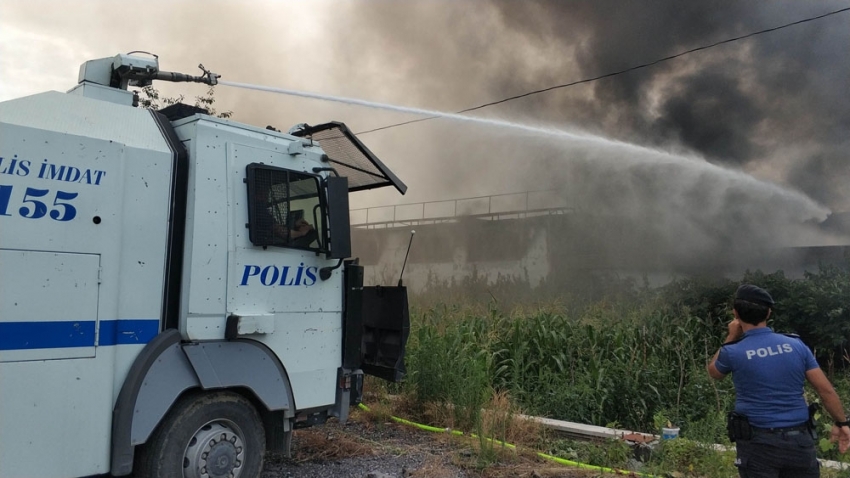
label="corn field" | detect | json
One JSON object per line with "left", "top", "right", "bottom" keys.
{"left": 400, "top": 263, "right": 850, "bottom": 459}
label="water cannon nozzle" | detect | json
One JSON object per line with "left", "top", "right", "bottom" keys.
{"left": 198, "top": 63, "right": 220, "bottom": 86}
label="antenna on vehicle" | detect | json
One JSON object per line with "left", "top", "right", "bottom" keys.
{"left": 397, "top": 230, "right": 415, "bottom": 287}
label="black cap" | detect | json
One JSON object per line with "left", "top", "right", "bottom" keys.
{"left": 735, "top": 284, "right": 775, "bottom": 307}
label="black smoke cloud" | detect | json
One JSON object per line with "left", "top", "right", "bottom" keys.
{"left": 491, "top": 2, "right": 849, "bottom": 173}
{"left": 312, "top": 0, "right": 850, "bottom": 279}
{"left": 6, "top": 0, "right": 846, "bottom": 276}
{"left": 331, "top": 1, "right": 849, "bottom": 212}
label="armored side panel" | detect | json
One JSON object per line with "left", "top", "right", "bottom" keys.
{"left": 0, "top": 91, "right": 175, "bottom": 478}
{"left": 170, "top": 116, "right": 346, "bottom": 410}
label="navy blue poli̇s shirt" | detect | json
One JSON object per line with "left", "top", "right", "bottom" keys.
{"left": 714, "top": 327, "right": 819, "bottom": 428}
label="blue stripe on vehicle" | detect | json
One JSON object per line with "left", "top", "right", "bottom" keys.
{"left": 98, "top": 319, "right": 160, "bottom": 346}
{"left": 0, "top": 321, "right": 96, "bottom": 350}
{"left": 0, "top": 319, "right": 160, "bottom": 350}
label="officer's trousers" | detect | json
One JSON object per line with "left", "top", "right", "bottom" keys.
{"left": 735, "top": 429, "right": 819, "bottom": 477}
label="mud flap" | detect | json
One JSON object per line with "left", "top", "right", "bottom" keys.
{"left": 361, "top": 285, "right": 410, "bottom": 382}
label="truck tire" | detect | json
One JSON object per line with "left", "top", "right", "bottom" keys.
{"left": 134, "top": 390, "right": 265, "bottom": 478}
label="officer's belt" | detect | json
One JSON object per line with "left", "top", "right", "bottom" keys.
{"left": 751, "top": 423, "right": 809, "bottom": 434}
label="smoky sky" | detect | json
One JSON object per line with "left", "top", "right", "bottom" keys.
{"left": 1, "top": 0, "right": 848, "bottom": 274}
{"left": 315, "top": 0, "right": 850, "bottom": 275}
{"left": 327, "top": 1, "right": 850, "bottom": 212}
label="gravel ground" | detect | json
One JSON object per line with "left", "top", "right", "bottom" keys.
{"left": 259, "top": 412, "right": 601, "bottom": 478}
{"left": 261, "top": 416, "right": 470, "bottom": 478}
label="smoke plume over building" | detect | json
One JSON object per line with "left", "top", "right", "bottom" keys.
{"left": 2, "top": 0, "right": 847, "bottom": 282}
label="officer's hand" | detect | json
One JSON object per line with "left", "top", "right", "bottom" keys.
{"left": 726, "top": 319, "right": 743, "bottom": 342}
{"left": 830, "top": 424, "right": 850, "bottom": 454}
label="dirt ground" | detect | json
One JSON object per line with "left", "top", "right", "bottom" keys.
{"left": 260, "top": 411, "right": 612, "bottom": 478}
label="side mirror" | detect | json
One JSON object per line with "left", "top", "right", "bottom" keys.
{"left": 325, "top": 176, "right": 351, "bottom": 260}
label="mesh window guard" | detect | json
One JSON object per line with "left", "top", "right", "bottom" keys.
{"left": 247, "top": 164, "right": 322, "bottom": 249}
{"left": 290, "top": 122, "right": 407, "bottom": 195}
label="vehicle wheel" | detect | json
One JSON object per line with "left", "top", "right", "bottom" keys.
{"left": 134, "top": 390, "right": 265, "bottom": 478}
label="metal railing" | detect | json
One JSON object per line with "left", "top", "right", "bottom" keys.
{"left": 350, "top": 188, "right": 574, "bottom": 228}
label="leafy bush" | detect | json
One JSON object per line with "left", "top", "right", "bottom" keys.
{"left": 546, "top": 438, "right": 633, "bottom": 470}
{"left": 646, "top": 437, "right": 736, "bottom": 476}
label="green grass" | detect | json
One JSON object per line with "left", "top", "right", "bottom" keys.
{"left": 393, "top": 265, "right": 850, "bottom": 475}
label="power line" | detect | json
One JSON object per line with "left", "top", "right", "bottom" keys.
{"left": 456, "top": 6, "right": 850, "bottom": 115}
{"left": 356, "top": 5, "right": 850, "bottom": 136}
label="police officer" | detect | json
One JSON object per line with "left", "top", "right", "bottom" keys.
{"left": 708, "top": 284, "right": 850, "bottom": 477}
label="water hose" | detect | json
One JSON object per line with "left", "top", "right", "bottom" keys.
{"left": 357, "top": 403, "right": 656, "bottom": 477}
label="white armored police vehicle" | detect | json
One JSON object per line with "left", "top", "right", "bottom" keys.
{"left": 0, "top": 53, "right": 409, "bottom": 478}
